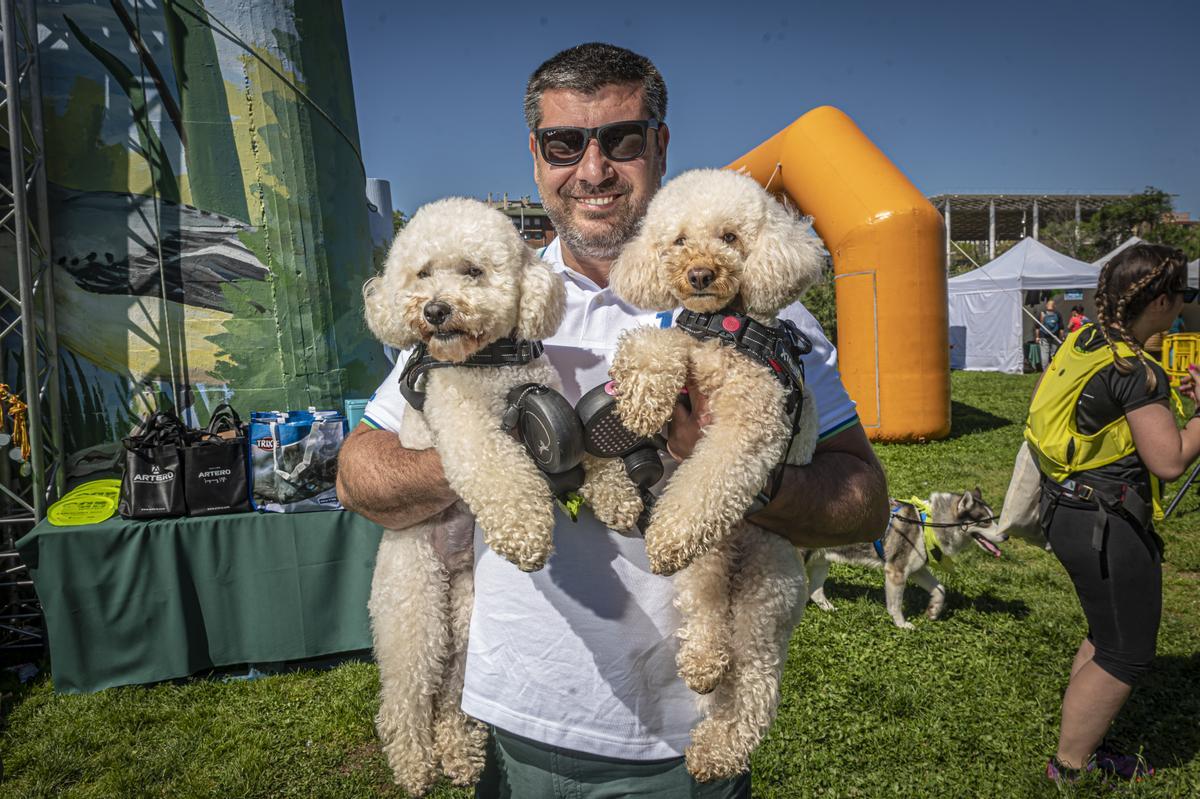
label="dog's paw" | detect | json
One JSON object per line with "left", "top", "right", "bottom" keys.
{"left": 925, "top": 587, "right": 947, "bottom": 620}
{"left": 814, "top": 598, "right": 836, "bottom": 612}
{"left": 591, "top": 492, "right": 643, "bottom": 532}
{"left": 895, "top": 619, "right": 915, "bottom": 631}
{"left": 477, "top": 503, "right": 556, "bottom": 571}
{"left": 436, "top": 713, "right": 487, "bottom": 787}
{"left": 579, "top": 457, "right": 644, "bottom": 531}
{"left": 685, "top": 719, "right": 748, "bottom": 783}
{"left": 677, "top": 653, "right": 729, "bottom": 695}
{"left": 486, "top": 532, "right": 552, "bottom": 572}
{"left": 614, "top": 388, "right": 675, "bottom": 438}
{"left": 644, "top": 521, "right": 707, "bottom": 576}
{"left": 381, "top": 746, "right": 438, "bottom": 797}
{"left": 646, "top": 541, "right": 690, "bottom": 576}
{"left": 608, "top": 352, "right": 680, "bottom": 437}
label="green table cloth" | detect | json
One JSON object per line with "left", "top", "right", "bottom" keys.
{"left": 17, "top": 510, "right": 384, "bottom": 693}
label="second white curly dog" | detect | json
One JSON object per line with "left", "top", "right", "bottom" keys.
{"left": 609, "top": 168, "right": 825, "bottom": 781}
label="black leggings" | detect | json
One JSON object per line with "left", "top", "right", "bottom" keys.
{"left": 1041, "top": 494, "right": 1163, "bottom": 685}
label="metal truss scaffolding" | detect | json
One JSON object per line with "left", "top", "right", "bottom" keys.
{"left": 1, "top": 0, "right": 63, "bottom": 662}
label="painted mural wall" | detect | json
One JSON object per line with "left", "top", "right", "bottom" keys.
{"left": 40, "top": 0, "right": 382, "bottom": 472}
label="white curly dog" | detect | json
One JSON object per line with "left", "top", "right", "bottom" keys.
{"left": 608, "top": 168, "right": 825, "bottom": 781}
{"left": 362, "top": 198, "right": 639, "bottom": 795}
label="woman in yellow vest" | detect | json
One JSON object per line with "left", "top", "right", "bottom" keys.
{"left": 1026, "top": 244, "right": 1200, "bottom": 784}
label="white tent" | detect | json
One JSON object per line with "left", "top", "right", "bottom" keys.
{"left": 948, "top": 238, "right": 1099, "bottom": 373}
{"left": 1096, "top": 237, "right": 1197, "bottom": 287}
{"left": 1091, "top": 236, "right": 1143, "bottom": 267}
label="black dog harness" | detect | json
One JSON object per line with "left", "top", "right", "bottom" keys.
{"left": 674, "top": 308, "right": 811, "bottom": 414}
{"left": 674, "top": 307, "right": 814, "bottom": 509}
{"left": 398, "top": 337, "right": 544, "bottom": 411}
{"left": 396, "top": 337, "right": 588, "bottom": 498}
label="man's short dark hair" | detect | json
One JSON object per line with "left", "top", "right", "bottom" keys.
{"left": 524, "top": 43, "right": 667, "bottom": 131}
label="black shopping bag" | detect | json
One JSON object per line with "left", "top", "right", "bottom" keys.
{"left": 182, "top": 404, "right": 251, "bottom": 516}
{"left": 119, "top": 412, "right": 188, "bottom": 519}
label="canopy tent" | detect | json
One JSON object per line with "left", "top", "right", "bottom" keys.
{"left": 1095, "top": 237, "right": 1198, "bottom": 288}
{"left": 1091, "top": 236, "right": 1143, "bottom": 268}
{"left": 948, "top": 238, "right": 1099, "bottom": 373}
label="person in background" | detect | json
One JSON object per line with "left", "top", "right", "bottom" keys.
{"left": 1068, "top": 304, "right": 1089, "bottom": 333}
{"left": 1169, "top": 312, "right": 1185, "bottom": 334}
{"left": 1026, "top": 244, "right": 1199, "bottom": 786}
{"left": 1037, "top": 298, "right": 1066, "bottom": 367}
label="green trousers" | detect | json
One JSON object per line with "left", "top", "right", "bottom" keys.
{"left": 475, "top": 726, "right": 750, "bottom": 799}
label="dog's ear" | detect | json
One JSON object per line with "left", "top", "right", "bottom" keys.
{"left": 739, "top": 200, "right": 826, "bottom": 315}
{"left": 957, "top": 491, "right": 977, "bottom": 513}
{"left": 363, "top": 275, "right": 420, "bottom": 350}
{"left": 972, "top": 486, "right": 983, "bottom": 502}
{"left": 515, "top": 247, "right": 565, "bottom": 341}
{"left": 609, "top": 229, "right": 676, "bottom": 311}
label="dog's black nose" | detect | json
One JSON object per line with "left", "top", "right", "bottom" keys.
{"left": 423, "top": 301, "right": 452, "bottom": 326}
{"left": 687, "top": 268, "right": 715, "bottom": 290}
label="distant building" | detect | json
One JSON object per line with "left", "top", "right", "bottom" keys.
{"left": 928, "top": 193, "right": 1137, "bottom": 270}
{"left": 486, "top": 194, "right": 556, "bottom": 248}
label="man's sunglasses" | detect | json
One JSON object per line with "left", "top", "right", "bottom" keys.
{"left": 534, "top": 119, "right": 660, "bottom": 166}
{"left": 1177, "top": 287, "right": 1200, "bottom": 303}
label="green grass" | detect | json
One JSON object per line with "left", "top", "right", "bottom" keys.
{"left": 2, "top": 371, "right": 1199, "bottom": 798}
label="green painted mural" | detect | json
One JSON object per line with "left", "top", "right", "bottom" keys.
{"left": 40, "top": 0, "right": 382, "bottom": 472}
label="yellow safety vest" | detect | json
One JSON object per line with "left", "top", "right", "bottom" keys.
{"left": 1024, "top": 325, "right": 1163, "bottom": 519}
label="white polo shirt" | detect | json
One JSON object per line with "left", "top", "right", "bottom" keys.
{"left": 362, "top": 237, "right": 858, "bottom": 759}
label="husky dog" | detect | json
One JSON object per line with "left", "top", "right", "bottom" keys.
{"left": 802, "top": 489, "right": 1005, "bottom": 629}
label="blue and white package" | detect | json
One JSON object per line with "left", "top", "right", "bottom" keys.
{"left": 248, "top": 409, "right": 347, "bottom": 512}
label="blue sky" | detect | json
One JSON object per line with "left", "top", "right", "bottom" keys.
{"left": 344, "top": 0, "right": 1199, "bottom": 220}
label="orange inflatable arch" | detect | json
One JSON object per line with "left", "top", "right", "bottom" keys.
{"left": 727, "top": 106, "right": 949, "bottom": 442}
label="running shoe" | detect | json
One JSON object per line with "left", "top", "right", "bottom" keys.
{"left": 1094, "top": 740, "right": 1155, "bottom": 781}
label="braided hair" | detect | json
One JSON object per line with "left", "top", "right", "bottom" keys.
{"left": 1094, "top": 243, "right": 1188, "bottom": 392}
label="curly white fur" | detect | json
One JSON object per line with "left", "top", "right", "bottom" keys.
{"left": 363, "top": 199, "right": 637, "bottom": 794}
{"left": 608, "top": 169, "right": 825, "bottom": 780}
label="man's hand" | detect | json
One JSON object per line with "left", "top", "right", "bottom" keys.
{"left": 336, "top": 424, "right": 458, "bottom": 529}
{"left": 665, "top": 386, "right": 889, "bottom": 548}
{"left": 664, "top": 382, "right": 710, "bottom": 462}
{"left": 749, "top": 423, "right": 889, "bottom": 548}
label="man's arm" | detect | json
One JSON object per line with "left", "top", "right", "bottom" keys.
{"left": 667, "top": 396, "right": 889, "bottom": 548}
{"left": 748, "top": 422, "right": 889, "bottom": 547}
{"left": 336, "top": 423, "right": 458, "bottom": 529}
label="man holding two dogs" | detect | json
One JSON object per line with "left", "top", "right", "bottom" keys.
{"left": 338, "top": 43, "right": 888, "bottom": 797}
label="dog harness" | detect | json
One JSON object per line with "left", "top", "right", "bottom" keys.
{"left": 674, "top": 308, "right": 811, "bottom": 415}
{"left": 884, "top": 497, "right": 951, "bottom": 569}
{"left": 675, "top": 308, "right": 813, "bottom": 508}
{"left": 398, "top": 337, "right": 544, "bottom": 411}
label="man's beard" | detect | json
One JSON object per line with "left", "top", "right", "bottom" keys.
{"left": 542, "top": 175, "right": 658, "bottom": 262}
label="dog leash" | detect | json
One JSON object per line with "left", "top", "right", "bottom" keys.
{"left": 887, "top": 497, "right": 956, "bottom": 569}
{"left": 886, "top": 497, "right": 1001, "bottom": 569}
{"left": 398, "top": 338, "right": 544, "bottom": 411}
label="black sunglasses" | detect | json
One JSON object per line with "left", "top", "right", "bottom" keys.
{"left": 1178, "top": 287, "right": 1200, "bottom": 303}
{"left": 534, "top": 119, "right": 660, "bottom": 166}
